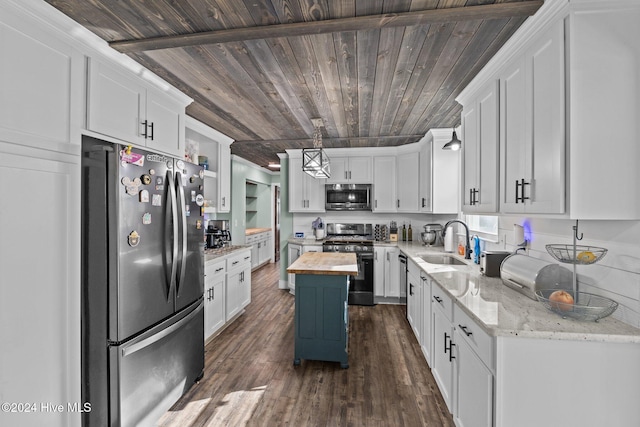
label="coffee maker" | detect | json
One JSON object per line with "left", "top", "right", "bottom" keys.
{"left": 206, "top": 220, "right": 232, "bottom": 249}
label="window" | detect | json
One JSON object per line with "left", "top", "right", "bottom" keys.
{"left": 465, "top": 215, "right": 498, "bottom": 236}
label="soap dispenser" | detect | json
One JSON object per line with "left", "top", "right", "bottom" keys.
{"left": 473, "top": 236, "right": 481, "bottom": 264}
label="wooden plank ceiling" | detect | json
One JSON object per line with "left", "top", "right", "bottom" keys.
{"left": 45, "top": 0, "right": 542, "bottom": 168}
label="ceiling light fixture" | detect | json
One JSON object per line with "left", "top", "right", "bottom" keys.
{"left": 442, "top": 126, "right": 462, "bottom": 151}
{"left": 267, "top": 162, "right": 281, "bottom": 169}
{"left": 302, "top": 118, "right": 331, "bottom": 178}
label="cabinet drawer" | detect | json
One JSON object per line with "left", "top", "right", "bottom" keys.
{"left": 431, "top": 284, "right": 453, "bottom": 321}
{"left": 407, "top": 258, "right": 421, "bottom": 281}
{"left": 205, "top": 259, "right": 226, "bottom": 279}
{"left": 227, "top": 250, "right": 251, "bottom": 271}
{"left": 246, "top": 234, "right": 257, "bottom": 244}
{"left": 454, "top": 304, "right": 494, "bottom": 370}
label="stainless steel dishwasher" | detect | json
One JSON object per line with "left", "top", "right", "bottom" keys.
{"left": 398, "top": 253, "right": 408, "bottom": 318}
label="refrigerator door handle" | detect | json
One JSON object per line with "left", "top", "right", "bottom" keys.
{"left": 175, "top": 171, "right": 188, "bottom": 296}
{"left": 166, "top": 169, "right": 179, "bottom": 301}
{"left": 121, "top": 301, "right": 203, "bottom": 358}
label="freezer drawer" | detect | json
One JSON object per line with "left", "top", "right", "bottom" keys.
{"left": 109, "top": 301, "right": 204, "bottom": 427}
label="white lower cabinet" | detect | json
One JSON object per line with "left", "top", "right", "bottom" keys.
{"left": 420, "top": 273, "right": 432, "bottom": 366}
{"left": 373, "top": 246, "right": 401, "bottom": 299}
{"left": 287, "top": 243, "right": 301, "bottom": 293}
{"left": 225, "top": 250, "right": 252, "bottom": 321}
{"left": 247, "top": 231, "right": 272, "bottom": 270}
{"left": 407, "top": 259, "right": 422, "bottom": 342}
{"left": 453, "top": 304, "right": 495, "bottom": 427}
{"left": 204, "top": 259, "right": 226, "bottom": 342}
{"left": 431, "top": 286, "right": 455, "bottom": 412}
{"left": 385, "top": 247, "right": 401, "bottom": 298}
{"left": 430, "top": 283, "right": 495, "bottom": 425}
{"left": 454, "top": 333, "right": 493, "bottom": 427}
{"left": 204, "top": 250, "right": 252, "bottom": 340}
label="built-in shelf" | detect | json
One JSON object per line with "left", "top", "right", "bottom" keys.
{"left": 203, "top": 170, "right": 217, "bottom": 179}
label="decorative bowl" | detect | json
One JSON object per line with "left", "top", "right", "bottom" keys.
{"left": 545, "top": 244, "right": 607, "bottom": 265}
{"left": 535, "top": 289, "right": 618, "bottom": 322}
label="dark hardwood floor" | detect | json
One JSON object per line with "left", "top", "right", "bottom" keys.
{"left": 157, "top": 261, "right": 454, "bottom": 426}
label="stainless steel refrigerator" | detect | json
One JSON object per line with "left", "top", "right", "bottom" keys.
{"left": 81, "top": 136, "right": 205, "bottom": 427}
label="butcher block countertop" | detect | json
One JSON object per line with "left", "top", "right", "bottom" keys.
{"left": 245, "top": 227, "right": 271, "bottom": 236}
{"left": 287, "top": 252, "right": 358, "bottom": 276}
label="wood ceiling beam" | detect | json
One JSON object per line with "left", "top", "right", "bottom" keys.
{"left": 232, "top": 135, "right": 426, "bottom": 145}
{"left": 109, "top": 1, "right": 543, "bottom": 53}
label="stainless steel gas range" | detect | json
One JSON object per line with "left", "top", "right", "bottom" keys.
{"left": 322, "top": 223, "right": 374, "bottom": 306}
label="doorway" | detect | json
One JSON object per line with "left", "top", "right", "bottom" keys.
{"left": 274, "top": 185, "right": 280, "bottom": 262}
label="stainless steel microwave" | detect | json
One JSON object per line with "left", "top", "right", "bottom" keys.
{"left": 325, "top": 184, "right": 372, "bottom": 211}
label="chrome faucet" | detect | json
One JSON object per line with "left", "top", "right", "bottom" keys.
{"left": 443, "top": 220, "right": 472, "bottom": 260}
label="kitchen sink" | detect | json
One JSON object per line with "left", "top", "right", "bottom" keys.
{"left": 418, "top": 254, "right": 467, "bottom": 265}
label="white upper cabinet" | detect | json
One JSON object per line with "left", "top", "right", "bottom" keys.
{"left": 372, "top": 156, "right": 397, "bottom": 212}
{"left": 217, "top": 143, "right": 231, "bottom": 212}
{"left": 326, "top": 156, "right": 372, "bottom": 184}
{"left": 568, "top": 3, "right": 640, "bottom": 220}
{"left": 500, "top": 19, "right": 565, "bottom": 214}
{"left": 288, "top": 156, "right": 326, "bottom": 212}
{"left": 396, "top": 152, "right": 420, "bottom": 212}
{"left": 87, "top": 59, "right": 189, "bottom": 158}
{"left": 461, "top": 80, "right": 500, "bottom": 214}
{"left": 0, "top": 16, "right": 83, "bottom": 151}
{"left": 419, "top": 139, "right": 432, "bottom": 212}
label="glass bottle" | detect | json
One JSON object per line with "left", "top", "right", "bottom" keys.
{"left": 402, "top": 223, "right": 406, "bottom": 241}
{"left": 408, "top": 223, "right": 413, "bottom": 241}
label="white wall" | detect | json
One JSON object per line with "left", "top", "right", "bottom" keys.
{"left": 483, "top": 217, "right": 640, "bottom": 328}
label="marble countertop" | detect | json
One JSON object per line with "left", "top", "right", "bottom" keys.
{"left": 287, "top": 252, "right": 358, "bottom": 276}
{"left": 204, "top": 245, "right": 251, "bottom": 263}
{"left": 395, "top": 241, "right": 640, "bottom": 344}
{"left": 246, "top": 228, "right": 272, "bottom": 236}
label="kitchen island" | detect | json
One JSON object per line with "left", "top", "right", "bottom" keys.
{"left": 287, "top": 252, "right": 358, "bottom": 368}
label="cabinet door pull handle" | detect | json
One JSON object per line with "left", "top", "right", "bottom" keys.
{"left": 215, "top": 267, "right": 224, "bottom": 273}
{"left": 141, "top": 120, "right": 149, "bottom": 139}
{"left": 422, "top": 197, "right": 426, "bottom": 208}
{"left": 515, "top": 179, "right": 520, "bottom": 203}
{"left": 397, "top": 199, "right": 400, "bottom": 208}
{"left": 433, "top": 295, "right": 442, "bottom": 304}
{"left": 458, "top": 325, "right": 473, "bottom": 337}
{"left": 444, "top": 333, "right": 456, "bottom": 361}
{"left": 148, "top": 121, "right": 154, "bottom": 141}
{"left": 409, "top": 283, "right": 414, "bottom": 296}
{"left": 521, "top": 178, "right": 530, "bottom": 202}
{"left": 232, "top": 260, "right": 239, "bottom": 265}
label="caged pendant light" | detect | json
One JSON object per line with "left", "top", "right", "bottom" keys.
{"left": 442, "top": 126, "right": 462, "bottom": 151}
{"left": 302, "top": 118, "right": 331, "bottom": 178}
